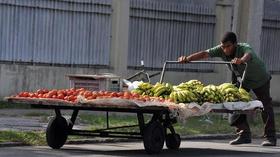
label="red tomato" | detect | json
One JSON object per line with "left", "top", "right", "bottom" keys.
{"left": 46, "top": 94, "right": 53, "bottom": 98}
{"left": 98, "top": 91, "right": 105, "bottom": 96}
{"left": 110, "top": 92, "right": 118, "bottom": 97}
{"left": 117, "top": 92, "right": 124, "bottom": 97}
{"left": 68, "top": 95, "right": 76, "bottom": 101}
{"left": 131, "top": 93, "right": 140, "bottom": 98}
{"left": 42, "top": 89, "right": 49, "bottom": 94}
{"left": 32, "top": 93, "right": 39, "bottom": 98}
{"left": 42, "top": 94, "right": 48, "bottom": 98}
{"left": 123, "top": 95, "right": 131, "bottom": 99}
{"left": 57, "top": 94, "right": 64, "bottom": 99}
{"left": 57, "top": 90, "right": 66, "bottom": 96}
{"left": 73, "top": 91, "right": 79, "bottom": 96}
{"left": 66, "top": 90, "right": 74, "bottom": 96}
{"left": 48, "top": 90, "right": 57, "bottom": 97}
{"left": 92, "top": 91, "right": 98, "bottom": 95}
{"left": 104, "top": 91, "right": 112, "bottom": 96}
{"left": 87, "top": 96, "right": 94, "bottom": 100}
{"left": 119, "top": 96, "right": 125, "bottom": 99}
{"left": 36, "top": 89, "right": 45, "bottom": 94}
{"left": 123, "top": 92, "right": 131, "bottom": 97}
{"left": 28, "top": 93, "right": 35, "bottom": 98}
{"left": 23, "top": 92, "right": 30, "bottom": 97}
{"left": 84, "top": 91, "right": 93, "bottom": 98}
{"left": 76, "top": 88, "right": 85, "bottom": 92}
{"left": 64, "top": 96, "right": 70, "bottom": 101}
{"left": 18, "top": 92, "right": 28, "bottom": 97}
{"left": 78, "top": 91, "right": 85, "bottom": 96}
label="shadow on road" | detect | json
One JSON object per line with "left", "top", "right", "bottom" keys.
{"left": 57, "top": 147, "right": 270, "bottom": 157}
{"left": 1, "top": 144, "right": 277, "bottom": 157}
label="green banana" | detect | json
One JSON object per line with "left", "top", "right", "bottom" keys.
{"left": 154, "top": 87, "right": 168, "bottom": 97}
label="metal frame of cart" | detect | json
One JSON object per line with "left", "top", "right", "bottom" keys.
{"left": 5, "top": 97, "right": 180, "bottom": 154}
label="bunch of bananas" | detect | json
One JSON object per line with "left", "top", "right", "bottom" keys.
{"left": 218, "top": 83, "right": 240, "bottom": 102}
{"left": 176, "top": 80, "right": 203, "bottom": 90}
{"left": 187, "top": 80, "right": 204, "bottom": 88}
{"left": 186, "top": 80, "right": 204, "bottom": 100}
{"left": 132, "top": 80, "right": 253, "bottom": 104}
{"left": 176, "top": 80, "right": 204, "bottom": 97}
{"left": 151, "top": 82, "right": 173, "bottom": 98}
{"left": 200, "top": 85, "right": 224, "bottom": 103}
{"left": 169, "top": 90, "right": 197, "bottom": 103}
{"left": 239, "top": 88, "right": 252, "bottom": 102}
{"left": 131, "top": 82, "right": 154, "bottom": 96}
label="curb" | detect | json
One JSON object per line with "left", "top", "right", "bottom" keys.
{"left": 0, "top": 142, "right": 28, "bottom": 147}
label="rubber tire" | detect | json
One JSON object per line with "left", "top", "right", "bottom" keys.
{"left": 166, "top": 133, "right": 181, "bottom": 150}
{"left": 46, "top": 116, "right": 68, "bottom": 149}
{"left": 143, "top": 121, "right": 165, "bottom": 154}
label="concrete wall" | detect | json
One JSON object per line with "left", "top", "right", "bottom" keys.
{"left": 1, "top": 0, "right": 279, "bottom": 103}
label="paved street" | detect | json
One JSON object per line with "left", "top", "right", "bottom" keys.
{"left": 0, "top": 139, "right": 279, "bottom": 157}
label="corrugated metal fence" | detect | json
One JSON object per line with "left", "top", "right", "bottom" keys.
{"left": 1, "top": 0, "right": 280, "bottom": 73}
{"left": 261, "top": 0, "right": 280, "bottom": 73}
{"left": 0, "top": 0, "right": 112, "bottom": 66}
{"left": 127, "top": 0, "right": 216, "bottom": 72}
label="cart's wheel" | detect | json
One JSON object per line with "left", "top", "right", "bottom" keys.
{"left": 166, "top": 133, "right": 181, "bottom": 150}
{"left": 143, "top": 121, "right": 165, "bottom": 154}
{"left": 46, "top": 116, "right": 68, "bottom": 149}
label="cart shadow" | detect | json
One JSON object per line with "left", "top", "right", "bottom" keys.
{"left": 59, "top": 147, "right": 270, "bottom": 157}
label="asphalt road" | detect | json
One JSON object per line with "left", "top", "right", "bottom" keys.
{"left": 0, "top": 139, "right": 279, "bottom": 157}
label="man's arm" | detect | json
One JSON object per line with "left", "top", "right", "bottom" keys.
{"left": 178, "top": 51, "right": 210, "bottom": 63}
{"left": 231, "top": 52, "right": 252, "bottom": 64}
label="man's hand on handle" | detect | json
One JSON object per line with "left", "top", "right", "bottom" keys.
{"left": 231, "top": 57, "right": 244, "bottom": 65}
{"left": 231, "top": 53, "right": 251, "bottom": 65}
{"left": 178, "top": 56, "right": 189, "bottom": 63}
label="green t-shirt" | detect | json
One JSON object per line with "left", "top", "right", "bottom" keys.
{"left": 206, "top": 43, "right": 270, "bottom": 89}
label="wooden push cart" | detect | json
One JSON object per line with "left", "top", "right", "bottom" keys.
{"left": 5, "top": 60, "right": 261, "bottom": 154}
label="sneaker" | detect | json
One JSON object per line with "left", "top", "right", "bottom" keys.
{"left": 261, "top": 138, "right": 276, "bottom": 146}
{"left": 229, "top": 136, "right": 251, "bottom": 145}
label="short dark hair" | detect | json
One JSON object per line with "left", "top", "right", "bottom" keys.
{"left": 221, "top": 32, "right": 237, "bottom": 44}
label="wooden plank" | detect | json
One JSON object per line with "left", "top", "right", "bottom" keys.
{"left": 4, "top": 97, "right": 169, "bottom": 111}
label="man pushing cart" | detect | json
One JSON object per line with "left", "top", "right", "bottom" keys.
{"left": 178, "top": 32, "right": 276, "bottom": 146}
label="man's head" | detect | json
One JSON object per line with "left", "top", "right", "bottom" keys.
{"left": 220, "top": 32, "right": 237, "bottom": 56}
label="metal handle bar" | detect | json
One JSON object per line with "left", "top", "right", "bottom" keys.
{"left": 126, "top": 70, "right": 151, "bottom": 83}
{"left": 159, "top": 60, "right": 247, "bottom": 88}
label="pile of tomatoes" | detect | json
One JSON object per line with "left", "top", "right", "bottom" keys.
{"left": 15, "top": 88, "right": 168, "bottom": 103}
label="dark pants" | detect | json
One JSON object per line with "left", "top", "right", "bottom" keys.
{"left": 229, "top": 80, "right": 276, "bottom": 139}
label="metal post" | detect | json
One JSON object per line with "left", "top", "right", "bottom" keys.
{"left": 106, "top": 112, "right": 109, "bottom": 129}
